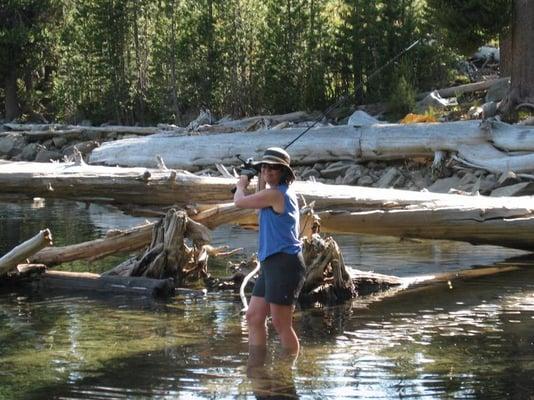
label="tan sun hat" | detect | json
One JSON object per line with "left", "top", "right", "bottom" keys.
{"left": 253, "top": 147, "right": 295, "bottom": 181}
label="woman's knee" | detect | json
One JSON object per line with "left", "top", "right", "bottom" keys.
{"left": 246, "top": 308, "right": 267, "bottom": 328}
{"left": 271, "top": 309, "right": 293, "bottom": 334}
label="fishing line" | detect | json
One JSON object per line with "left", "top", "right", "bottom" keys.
{"left": 283, "top": 38, "right": 422, "bottom": 150}
{"left": 239, "top": 38, "right": 422, "bottom": 311}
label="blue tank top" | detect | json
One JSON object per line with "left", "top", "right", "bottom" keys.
{"left": 258, "top": 184, "right": 301, "bottom": 261}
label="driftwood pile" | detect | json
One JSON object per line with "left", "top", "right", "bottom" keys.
{"left": 0, "top": 204, "right": 403, "bottom": 304}
{"left": 103, "top": 209, "right": 212, "bottom": 288}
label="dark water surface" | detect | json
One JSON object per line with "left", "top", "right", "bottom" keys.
{"left": 1, "top": 199, "right": 534, "bottom": 399}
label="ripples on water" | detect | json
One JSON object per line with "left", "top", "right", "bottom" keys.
{"left": 1, "top": 199, "right": 534, "bottom": 399}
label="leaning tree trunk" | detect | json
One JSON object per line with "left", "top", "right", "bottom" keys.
{"left": 499, "top": 0, "right": 534, "bottom": 120}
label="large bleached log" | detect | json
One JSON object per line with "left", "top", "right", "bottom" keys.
{"left": 0, "top": 160, "right": 235, "bottom": 206}
{"left": 0, "top": 229, "right": 53, "bottom": 276}
{"left": 88, "top": 119, "right": 534, "bottom": 174}
{"left": 2, "top": 160, "right": 533, "bottom": 210}
{"left": 0, "top": 161, "right": 532, "bottom": 250}
{"left": 315, "top": 207, "right": 534, "bottom": 252}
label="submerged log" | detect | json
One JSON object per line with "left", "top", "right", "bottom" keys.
{"left": 35, "top": 270, "right": 175, "bottom": 297}
{"left": 0, "top": 229, "right": 53, "bottom": 276}
{"left": 0, "top": 264, "right": 48, "bottom": 286}
{"left": 88, "top": 119, "right": 534, "bottom": 174}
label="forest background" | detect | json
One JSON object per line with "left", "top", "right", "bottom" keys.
{"left": 0, "top": 0, "right": 512, "bottom": 125}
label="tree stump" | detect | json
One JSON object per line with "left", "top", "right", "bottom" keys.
{"left": 300, "top": 217, "right": 356, "bottom": 304}
{"left": 107, "top": 209, "right": 211, "bottom": 287}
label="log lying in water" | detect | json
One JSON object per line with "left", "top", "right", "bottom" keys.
{"left": 315, "top": 206, "right": 534, "bottom": 252}
{"left": 88, "top": 119, "right": 534, "bottom": 174}
{"left": 0, "top": 229, "right": 53, "bottom": 276}
{"left": 30, "top": 223, "right": 154, "bottom": 266}
{"left": 0, "top": 161, "right": 532, "bottom": 250}
{"left": 0, "top": 264, "right": 176, "bottom": 298}
{"left": 36, "top": 270, "right": 175, "bottom": 297}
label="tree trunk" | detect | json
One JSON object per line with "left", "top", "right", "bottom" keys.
{"left": 500, "top": 33, "right": 512, "bottom": 77}
{"left": 36, "top": 270, "right": 175, "bottom": 297}
{"left": 4, "top": 69, "right": 21, "bottom": 121}
{"left": 30, "top": 223, "right": 153, "bottom": 266}
{"left": 499, "top": 0, "right": 534, "bottom": 119}
{"left": 88, "top": 120, "right": 534, "bottom": 173}
{"left": 511, "top": 0, "right": 534, "bottom": 102}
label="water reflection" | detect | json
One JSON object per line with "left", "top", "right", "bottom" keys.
{"left": 1, "top": 199, "right": 534, "bottom": 399}
{"left": 247, "top": 350, "right": 299, "bottom": 400}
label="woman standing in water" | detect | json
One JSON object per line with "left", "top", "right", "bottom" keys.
{"left": 234, "top": 147, "right": 306, "bottom": 357}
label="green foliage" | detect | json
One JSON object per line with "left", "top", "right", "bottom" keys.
{"left": 0, "top": 0, "right": 62, "bottom": 119}
{"left": 425, "top": 0, "right": 512, "bottom": 54}
{"left": 2, "top": 0, "right": 481, "bottom": 124}
{"left": 388, "top": 73, "right": 416, "bottom": 120}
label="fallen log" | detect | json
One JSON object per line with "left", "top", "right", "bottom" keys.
{"left": 1, "top": 111, "right": 312, "bottom": 140}
{"left": 357, "top": 254, "right": 534, "bottom": 308}
{"left": 416, "top": 77, "right": 510, "bottom": 100}
{"left": 1, "top": 124, "right": 166, "bottom": 140}
{"left": 35, "top": 270, "right": 175, "bottom": 297}
{"left": 29, "top": 223, "right": 154, "bottom": 266}
{"left": 0, "top": 264, "right": 48, "bottom": 286}
{"left": 193, "top": 111, "right": 312, "bottom": 133}
{"left": 0, "top": 229, "right": 53, "bottom": 276}
{"left": 315, "top": 206, "right": 534, "bottom": 252}
{"left": 0, "top": 161, "right": 533, "bottom": 250}
{"left": 88, "top": 119, "right": 534, "bottom": 174}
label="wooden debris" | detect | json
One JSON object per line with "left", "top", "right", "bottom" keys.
{"left": 30, "top": 223, "right": 154, "bottom": 265}
{"left": 416, "top": 77, "right": 509, "bottom": 100}
{"left": 0, "top": 229, "right": 53, "bottom": 276}
{"left": 88, "top": 119, "right": 534, "bottom": 174}
{"left": 105, "top": 209, "right": 212, "bottom": 287}
{"left": 300, "top": 232, "right": 356, "bottom": 304}
{"left": 35, "top": 270, "right": 175, "bottom": 297}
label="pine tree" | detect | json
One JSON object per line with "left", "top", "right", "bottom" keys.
{"left": 0, "top": 0, "right": 62, "bottom": 120}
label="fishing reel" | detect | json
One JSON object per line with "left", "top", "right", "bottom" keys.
{"left": 231, "top": 154, "right": 259, "bottom": 193}
{"left": 235, "top": 154, "right": 258, "bottom": 180}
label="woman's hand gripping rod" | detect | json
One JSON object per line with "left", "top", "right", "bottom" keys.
{"left": 231, "top": 155, "right": 258, "bottom": 193}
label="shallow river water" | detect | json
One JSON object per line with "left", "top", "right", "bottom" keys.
{"left": 1, "top": 199, "right": 534, "bottom": 399}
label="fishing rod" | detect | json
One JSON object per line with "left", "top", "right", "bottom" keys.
{"left": 233, "top": 37, "right": 422, "bottom": 179}
{"left": 283, "top": 37, "right": 421, "bottom": 150}
{"left": 237, "top": 38, "right": 423, "bottom": 311}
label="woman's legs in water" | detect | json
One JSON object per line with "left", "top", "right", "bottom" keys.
{"left": 246, "top": 295, "right": 270, "bottom": 347}
{"left": 270, "top": 303, "right": 299, "bottom": 355}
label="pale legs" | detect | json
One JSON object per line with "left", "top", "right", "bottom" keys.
{"left": 246, "top": 295, "right": 300, "bottom": 357}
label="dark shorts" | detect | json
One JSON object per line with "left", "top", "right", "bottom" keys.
{"left": 252, "top": 252, "right": 306, "bottom": 306}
